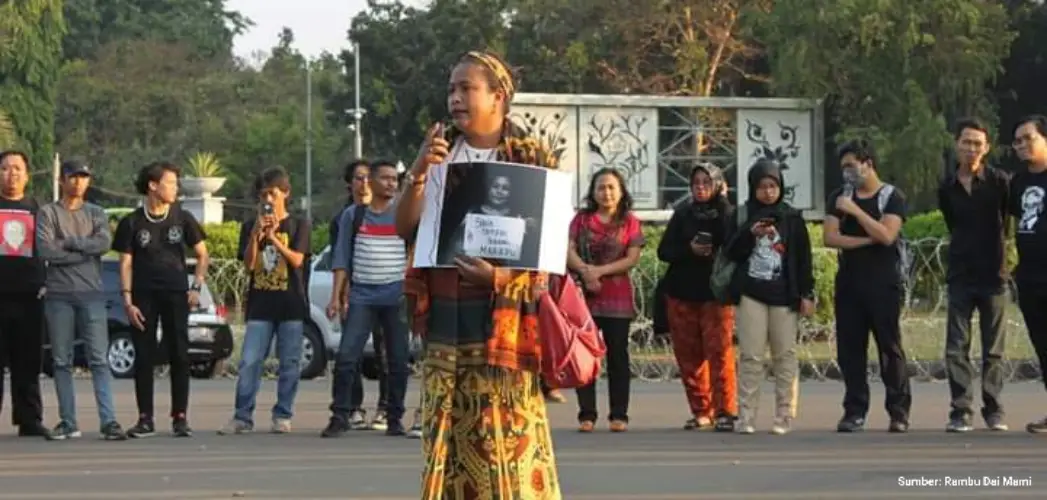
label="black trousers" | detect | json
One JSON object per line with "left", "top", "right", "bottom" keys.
{"left": 944, "top": 283, "right": 1008, "bottom": 419}
{"left": 835, "top": 281, "right": 912, "bottom": 422}
{"left": 132, "top": 290, "right": 191, "bottom": 419}
{"left": 576, "top": 316, "right": 632, "bottom": 422}
{"left": 0, "top": 294, "right": 44, "bottom": 427}
{"left": 350, "top": 322, "right": 388, "bottom": 411}
{"left": 1016, "top": 282, "right": 1047, "bottom": 391}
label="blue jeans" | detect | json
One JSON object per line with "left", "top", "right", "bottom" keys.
{"left": 233, "top": 320, "right": 304, "bottom": 426}
{"left": 45, "top": 297, "right": 117, "bottom": 428}
{"left": 331, "top": 302, "right": 409, "bottom": 422}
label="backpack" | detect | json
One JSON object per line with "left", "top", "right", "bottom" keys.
{"left": 709, "top": 207, "right": 746, "bottom": 303}
{"left": 875, "top": 184, "right": 916, "bottom": 287}
{"left": 538, "top": 274, "right": 606, "bottom": 390}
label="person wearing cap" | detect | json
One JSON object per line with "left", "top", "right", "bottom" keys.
{"left": 36, "top": 159, "right": 127, "bottom": 440}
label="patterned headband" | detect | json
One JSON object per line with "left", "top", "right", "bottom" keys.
{"left": 466, "top": 51, "right": 515, "bottom": 101}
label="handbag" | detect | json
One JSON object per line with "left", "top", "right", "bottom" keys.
{"left": 538, "top": 274, "right": 606, "bottom": 390}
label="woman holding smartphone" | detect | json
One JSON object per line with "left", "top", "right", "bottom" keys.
{"left": 656, "top": 162, "right": 738, "bottom": 432}
{"left": 724, "top": 159, "right": 814, "bottom": 435}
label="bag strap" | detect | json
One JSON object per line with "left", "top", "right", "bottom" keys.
{"left": 343, "top": 204, "right": 367, "bottom": 278}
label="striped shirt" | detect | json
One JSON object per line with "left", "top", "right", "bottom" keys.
{"left": 333, "top": 202, "right": 406, "bottom": 306}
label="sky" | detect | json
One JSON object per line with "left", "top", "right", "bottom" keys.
{"left": 228, "top": 0, "right": 425, "bottom": 61}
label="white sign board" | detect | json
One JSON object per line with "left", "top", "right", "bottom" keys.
{"left": 735, "top": 109, "right": 815, "bottom": 210}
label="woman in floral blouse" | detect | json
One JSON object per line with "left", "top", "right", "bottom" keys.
{"left": 567, "top": 167, "right": 644, "bottom": 433}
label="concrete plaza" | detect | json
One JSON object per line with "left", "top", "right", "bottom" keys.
{"left": 1, "top": 379, "right": 1046, "bottom": 499}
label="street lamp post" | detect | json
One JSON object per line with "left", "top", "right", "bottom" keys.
{"left": 347, "top": 40, "right": 365, "bottom": 159}
{"left": 305, "top": 61, "right": 314, "bottom": 223}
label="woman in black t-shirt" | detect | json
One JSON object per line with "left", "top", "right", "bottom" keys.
{"left": 724, "top": 159, "right": 815, "bottom": 435}
{"left": 112, "top": 162, "right": 208, "bottom": 439}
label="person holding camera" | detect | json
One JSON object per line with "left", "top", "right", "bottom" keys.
{"left": 723, "top": 159, "right": 815, "bottom": 435}
{"left": 656, "top": 162, "right": 738, "bottom": 432}
{"left": 219, "top": 167, "right": 310, "bottom": 435}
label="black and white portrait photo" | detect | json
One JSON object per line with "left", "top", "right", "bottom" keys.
{"left": 412, "top": 161, "right": 574, "bottom": 273}
{"left": 436, "top": 162, "right": 545, "bottom": 268}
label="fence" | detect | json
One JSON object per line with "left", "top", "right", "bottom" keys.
{"left": 208, "top": 236, "right": 1040, "bottom": 382}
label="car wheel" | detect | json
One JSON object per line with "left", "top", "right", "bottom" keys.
{"left": 107, "top": 330, "right": 136, "bottom": 379}
{"left": 299, "top": 322, "right": 327, "bottom": 380}
{"left": 190, "top": 361, "right": 217, "bottom": 379}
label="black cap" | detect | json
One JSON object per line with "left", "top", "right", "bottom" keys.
{"left": 61, "top": 159, "right": 91, "bottom": 177}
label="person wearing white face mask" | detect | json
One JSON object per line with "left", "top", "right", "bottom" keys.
{"left": 823, "top": 139, "right": 912, "bottom": 434}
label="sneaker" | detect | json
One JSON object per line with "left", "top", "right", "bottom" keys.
{"left": 406, "top": 409, "right": 423, "bottom": 439}
{"left": 736, "top": 424, "right": 755, "bottom": 434}
{"left": 714, "top": 414, "right": 736, "bottom": 433}
{"left": 946, "top": 415, "right": 973, "bottom": 433}
{"left": 50, "top": 421, "right": 82, "bottom": 441}
{"left": 385, "top": 419, "right": 405, "bottom": 436}
{"left": 271, "top": 418, "right": 292, "bottom": 434}
{"left": 836, "top": 415, "right": 865, "bottom": 433}
{"left": 1025, "top": 416, "right": 1047, "bottom": 434}
{"left": 984, "top": 414, "right": 1008, "bottom": 432}
{"left": 771, "top": 418, "right": 792, "bottom": 435}
{"left": 172, "top": 416, "right": 193, "bottom": 438}
{"left": 217, "top": 419, "right": 253, "bottom": 436}
{"left": 18, "top": 421, "right": 54, "bottom": 440}
{"left": 888, "top": 420, "right": 909, "bottom": 433}
{"left": 126, "top": 417, "right": 156, "bottom": 439}
{"left": 348, "top": 409, "right": 368, "bottom": 430}
{"left": 321, "top": 416, "right": 351, "bottom": 438}
{"left": 100, "top": 421, "right": 127, "bottom": 441}
{"left": 368, "top": 409, "right": 389, "bottom": 431}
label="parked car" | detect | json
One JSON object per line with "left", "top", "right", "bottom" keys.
{"left": 301, "top": 245, "right": 422, "bottom": 380}
{"left": 41, "top": 258, "right": 235, "bottom": 380}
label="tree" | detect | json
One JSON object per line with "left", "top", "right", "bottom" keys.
{"left": 994, "top": 0, "right": 1047, "bottom": 151}
{"left": 61, "top": 0, "right": 251, "bottom": 62}
{"left": 0, "top": 109, "right": 16, "bottom": 149}
{"left": 0, "top": 0, "right": 65, "bottom": 174}
{"left": 756, "top": 0, "right": 1015, "bottom": 209}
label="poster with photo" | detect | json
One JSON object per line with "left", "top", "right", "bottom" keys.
{"left": 0, "top": 209, "right": 35, "bottom": 257}
{"left": 412, "top": 160, "right": 573, "bottom": 274}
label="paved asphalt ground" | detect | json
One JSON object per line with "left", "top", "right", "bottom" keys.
{"left": 2, "top": 379, "right": 1047, "bottom": 499}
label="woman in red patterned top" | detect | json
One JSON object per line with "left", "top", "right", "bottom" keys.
{"left": 567, "top": 168, "right": 645, "bottom": 433}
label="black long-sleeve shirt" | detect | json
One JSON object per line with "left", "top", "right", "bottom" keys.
{"left": 937, "top": 164, "right": 1010, "bottom": 289}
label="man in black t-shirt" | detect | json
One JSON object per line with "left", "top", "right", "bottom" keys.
{"left": 112, "top": 162, "right": 209, "bottom": 438}
{"left": 1009, "top": 115, "right": 1047, "bottom": 434}
{"left": 0, "top": 150, "right": 50, "bottom": 439}
{"left": 823, "top": 139, "right": 912, "bottom": 433}
{"left": 219, "top": 167, "right": 310, "bottom": 435}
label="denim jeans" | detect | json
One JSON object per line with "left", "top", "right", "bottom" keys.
{"left": 45, "top": 297, "right": 117, "bottom": 428}
{"left": 233, "top": 320, "right": 304, "bottom": 426}
{"left": 330, "top": 302, "right": 409, "bottom": 422}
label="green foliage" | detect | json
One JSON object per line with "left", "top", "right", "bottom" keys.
{"left": 0, "top": 0, "right": 65, "bottom": 171}
{"left": 198, "top": 221, "right": 333, "bottom": 260}
{"left": 201, "top": 222, "right": 242, "bottom": 260}
{"left": 0, "top": 108, "right": 15, "bottom": 148}
{"left": 755, "top": 0, "right": 1016, "bottom": 211}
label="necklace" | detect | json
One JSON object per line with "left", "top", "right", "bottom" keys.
{"left": 143, "top": 205, "right": 170, "bottom": 223}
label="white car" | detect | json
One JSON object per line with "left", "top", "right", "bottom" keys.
{"left": 300, "top": 245, "right": 422, "bottom": 380}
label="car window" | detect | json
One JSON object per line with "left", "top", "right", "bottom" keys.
{"left": 314, "top": 246, "right": 332, "bottom": 272}
{"left": 101, "top": 260, "right": 120, "bottom": 292}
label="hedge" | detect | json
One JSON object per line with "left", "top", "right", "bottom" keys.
{"left": 192, "top": 209, "right": 1020, "bottom": 324}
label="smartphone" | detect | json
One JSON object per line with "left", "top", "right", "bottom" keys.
{"left": 692, "top": 231, "right": 713, "bottom": 245}
{"left": 262, "top": 202, "right": 274, "bottom": 216}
